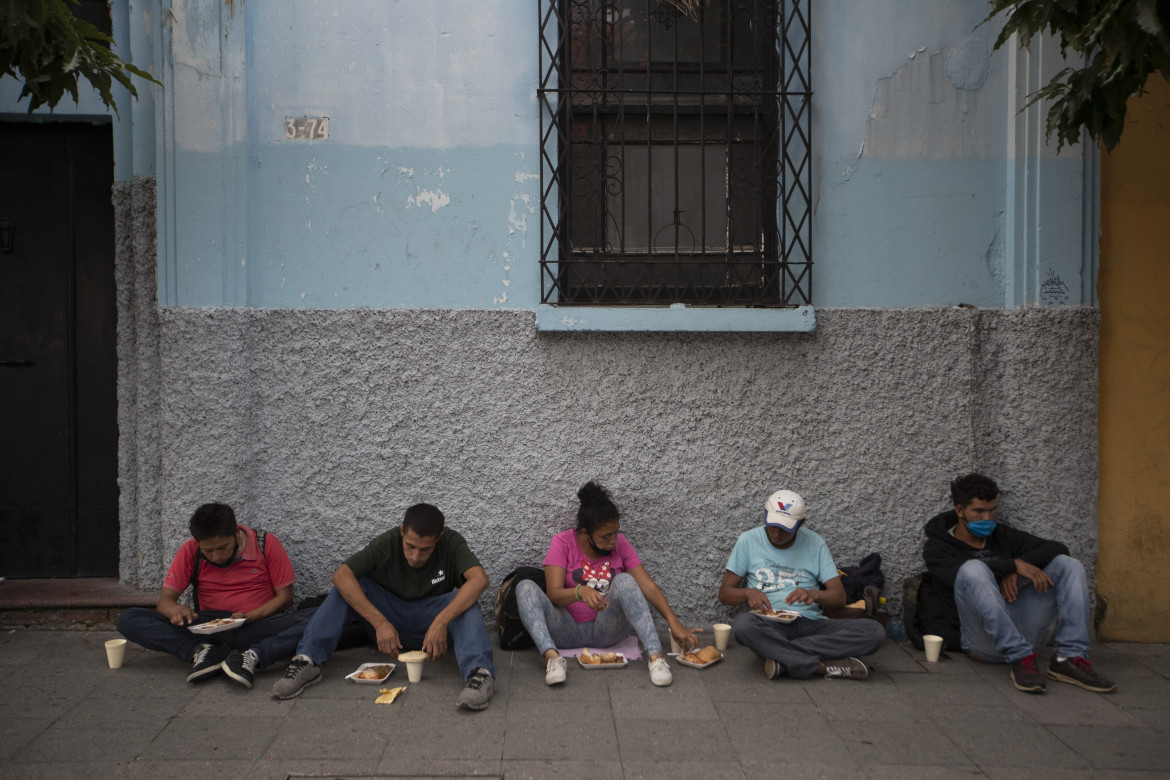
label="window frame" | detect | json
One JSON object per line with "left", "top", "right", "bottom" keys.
{"left": 537, "top": 0, "right": 813, "bottom": 309}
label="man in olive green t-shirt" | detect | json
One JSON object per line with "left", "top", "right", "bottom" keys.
{"left": 272, "top": 503, "right": 496, "bottom": 710}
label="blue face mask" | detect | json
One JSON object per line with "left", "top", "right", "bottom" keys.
{"left": 966, "top": 519, "right": 997, "bottom": 538}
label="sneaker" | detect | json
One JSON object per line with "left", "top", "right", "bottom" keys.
{"left": 271, "top": 655, "right": 322, "bottom": 699}
{"left": 1010, "top": 652, "right": 1047, "bottom": 693}
{"left": 456, "top": 667, "right": 494, "bottom": 710}
{"left": 545, "top": 656, "right": 567, "bottom": 686}
{"left": 222, "top": 648, "right": 258, "bottom": 689}
{"left": 1047, "top": 656, "right": 1116, "bottom": 693}
{"left": 764, "top": 658, "right": 785, "bottom": 679}
{"left": 649, "top": 656, "right": 672, "bottom": 687}
{"left": 187, "top": 642, "right": 231, "bottom": 682}
{"left": 823, "top": 657, "right": 869, "bottom": 680}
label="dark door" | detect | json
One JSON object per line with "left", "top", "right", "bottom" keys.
{"left": 0, "top": 121, "right": 119, "bottom": 577}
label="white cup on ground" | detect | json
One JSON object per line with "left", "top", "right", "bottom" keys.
{"left": 923, "top": 634, "right": 943, "bottom": 662}
{"left": 713, "top": 623, "right": 732, "bottom": 651}
{"left": 105, "top": 638, "right": 127, "bottom": 669}
{"left": 398, "top": 650, "right": 426, "bottom": 682}
{"left": 669, "top": 636, "right": 681, "bottom": 654}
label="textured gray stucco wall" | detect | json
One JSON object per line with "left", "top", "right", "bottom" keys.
{"left": 118, "top": 295, "right": 1099, "bottom": 629}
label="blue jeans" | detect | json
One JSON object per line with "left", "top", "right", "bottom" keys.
{"left": 515, "top": 572, "right": 663, "bottom": 657}
{"left": 295, "top": 578, "right": 496, "bottom": 681}
{"left": 954, "top": 554, "right": 1091, "bottom": 664}
{"left": 116, "top": 606, "right": 316, "bottom": 669}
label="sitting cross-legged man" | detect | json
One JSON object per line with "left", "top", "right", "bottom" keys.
{"left": 719, "top": 489, "right": 887, "bottom": 681}
{"left": 117, "top": 502, "right": 315, "bottom": 689}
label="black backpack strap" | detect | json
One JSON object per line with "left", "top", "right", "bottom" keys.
{"left": 189, "top": 545, "right": 203, "bottom": 612}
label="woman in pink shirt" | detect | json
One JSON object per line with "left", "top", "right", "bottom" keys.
{"left": 515, "top": 481, "right": 696, "bottom": 687}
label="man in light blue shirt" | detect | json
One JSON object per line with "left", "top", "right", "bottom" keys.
{"left": 718, "top": 489, "right": 886, "bottom": 680}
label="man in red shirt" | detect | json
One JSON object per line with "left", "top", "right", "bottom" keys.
{"left": 117, "top": 503, "right": 314, "bottom": 689}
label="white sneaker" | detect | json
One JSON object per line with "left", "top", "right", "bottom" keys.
{"left": 545, "top": 656, "right": 567, "bottom": 686}
{"left": 649, "top": 656, "right": 672, "bottom": 687}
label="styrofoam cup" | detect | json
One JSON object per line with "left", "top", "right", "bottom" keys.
{"left": 713, "top": 623, "right": 732, "bottom": 651}
{"left": 669, "top": 635, "right": 681, "bottom": 654}
{"left": 404, "top": 660, "right": 423, "bottom": 682}
{"left": 923, "top": 634, "right": 943, "bottom": 662}
{"left": 105, "top": 638, "right": 127, "bottom": 669}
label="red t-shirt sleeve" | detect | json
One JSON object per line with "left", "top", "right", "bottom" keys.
{"left": 263, "top": 532, "right": 296, "bottom": 591}
{"left": 163, "top": 539, "right": 198, "bottom": 593}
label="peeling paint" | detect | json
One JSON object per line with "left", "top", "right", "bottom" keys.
{"left": 407, "top": 188, "right": 451, "bottom": 212}
{"left": 508, "top": 193, "right": 534, "bottom": 235}
{"left": 514, "top": 171, "right": 539, "bottom": 183}
{"left": 861, "top": 41, "right": 995, "bottom": 160}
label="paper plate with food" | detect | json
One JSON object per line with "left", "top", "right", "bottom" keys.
{"left": 577, "top": 648, "right": 628, "bottom": 668}
{"left": 672, "top": 645, "right": 724, "bottom": 669}
{"left": 346, "top": 663, "right": 396, "bottom": 684}
{"left": 188, "top": 617, "right": 246, "bottom": 634}
{"left": 751, "top": 607, "right": 800, "bottom": 622}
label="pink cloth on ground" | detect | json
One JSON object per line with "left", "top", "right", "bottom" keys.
{"left": 556, "top": 634, "right": 643, "bottom": 661}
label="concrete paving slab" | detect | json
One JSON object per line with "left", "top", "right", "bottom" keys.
{"left": 0, "top": 716, "right": 55, "bottom": 761}
{"left": 715, "top": 700, "right": 855, "bottom": 764}
{"left": 503, "top": 759, "right": 619, "bottom": 780}
{"left": 984, "top": 769, "right": 1170, "bottom": 780}
{"left": 138, "top": 714, "right": 285, "bottom": 762}
{"left": 267, "top": 697, "right": 402, "bottom": 760}
{"left": 1, "top": 630, "right": 1167, "bottom": 778}
{"left": 377, "top": 758, "right": 503, "bottom": 777}
{"left": 608, "top": 664, "right": 720, "bottom": 720}
{"left": 18, "top": 724, "right": 162, "bottom": 764}
{"left": 1002, "top": 684, "right": 1147, "bottom": 727}
{"left": 504, "top": 699, "right": 616, "bottom": 760}
{"left": 124, "top": 759, "right": 255, "bottom": 779}
{"left": 802, "top": 672, "right": 928, "bottom": 722}
{"left": 829, "top": 718, "right": 975, "bottom": 767}
{"left": 1048, "top": 724, "right": 1168, "bottom": 772}
{"left": 4, "top": 761, "right": 130, "bottom": 779}
{"left": 942, "top": 718, "right": 1092, "bottom": 771}
{"left": 869, "top": 640, "right": 929, "bottom": 672}
{"left": 623, "top": 759, "right": 747, "bottom": 779}
{"left": 614, "top": 718, "right": 736, "bottom": 763}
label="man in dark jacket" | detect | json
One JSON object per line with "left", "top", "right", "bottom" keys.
{"left": 922, "top": 473, "right": 1114, "bottom": 694}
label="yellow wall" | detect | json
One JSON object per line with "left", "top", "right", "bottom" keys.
{"left": 1097, "top": 75, "right": 1170, "bottom": 641}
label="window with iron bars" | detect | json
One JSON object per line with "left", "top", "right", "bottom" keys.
{"left": 538, "top": 0, "right": 811, "bottom": 307}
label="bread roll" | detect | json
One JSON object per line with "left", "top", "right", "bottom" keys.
{"left": 697, "top": 646, "right": 722, "bottom": 663}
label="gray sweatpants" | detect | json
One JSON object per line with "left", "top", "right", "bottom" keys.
{"left": 732, "top": 612, "right": 886, "bottom": 678}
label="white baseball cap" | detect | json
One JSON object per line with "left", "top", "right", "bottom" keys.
{"left": 764, "top": 489, "right": 806, "bottom": 531}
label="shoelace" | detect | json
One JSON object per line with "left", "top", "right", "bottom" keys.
{"left": 1019, "top": 655, "right": 1040, "bottom": 674}
{"left": 465, "top": 672, "right": 488, "bottom": 690}
{"left": 283, "top": 659, "right": 309, "bottom": 679}
{"left": 192, "top": 645, "right": 211, "bottom": 665}
{"left": 241, "top": 651, "right": 258, "bottom": 671}
{"left": 1071, "top": 657, "right": 1094, "bottom": 673}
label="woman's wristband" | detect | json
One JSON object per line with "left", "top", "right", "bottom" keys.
{"left": 575, "top": 585, "right": 582, "bottom": 602}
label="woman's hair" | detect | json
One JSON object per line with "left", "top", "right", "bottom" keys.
{"left": 576, "top": 481, "right": 619, "bottom": 534}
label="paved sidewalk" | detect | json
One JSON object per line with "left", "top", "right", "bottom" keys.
{"left": 1, "top": 629, "right": 1167, "bottom": 779}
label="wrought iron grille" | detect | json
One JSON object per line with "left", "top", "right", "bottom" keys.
{"left": 538, "top": 0, "right": 812, "bottom": 306}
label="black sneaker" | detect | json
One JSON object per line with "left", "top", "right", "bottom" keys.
{"left": 1047, "top": 656, "right": 1116, "bottom": 693}
{"left": 271, "top": 655, "right": 322, "bottom": 699}
{"left": 822, "top": 657, "right": 869, "bottom": 680}
{"left": 456, "top": 667, "right": 494, "bottom": 711}
{"left": 222, "top": 648, "right": 258, "bottom": 689}
{"left": 187, "top": 642, "right": 231, "bottom": 682}
{"left": 763, "top": 658, "right": 785, "bottom": 679}
{"left": 1010, "top": 652, "right": 1047, "bottom": 693}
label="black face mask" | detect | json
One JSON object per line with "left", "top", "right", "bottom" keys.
{"left": 586, "top": 534, "right": 614, "bottom": 557}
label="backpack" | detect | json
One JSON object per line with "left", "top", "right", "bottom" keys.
{"left": 838, "top": 552, "right": 885, "bottom": 602}
{"left": 494, "top": 566, "right": 545, "bottom": 650}
{"left": 903, "top": 571, "right": 962, "bottom": 652}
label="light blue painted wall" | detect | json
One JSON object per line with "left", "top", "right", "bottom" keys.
{"left": 1, "top": 0, "right": 1097, "bottom": 311}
